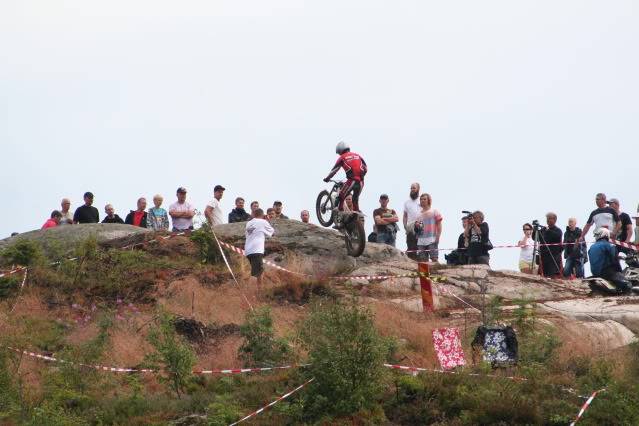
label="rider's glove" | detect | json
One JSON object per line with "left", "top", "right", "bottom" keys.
{"left": 323, "top": 177, "right": 330, "bottom": 183}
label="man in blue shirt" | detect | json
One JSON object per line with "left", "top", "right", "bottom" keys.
{"left": 588, "top": 228, "right": 631, "bottom": 293}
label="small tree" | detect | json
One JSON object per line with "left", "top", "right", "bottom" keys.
{"left": 298, "top": 300, "right": 388, "bottom": 420}
{"left": 146, "top": 311, "right": 196, "bottom": 399}
{"left": 238, "top": 307, "right": 289, "bottom": 367}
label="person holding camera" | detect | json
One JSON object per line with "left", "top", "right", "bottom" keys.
{"left": 413, "top": 193, "right": 443, "bottom": 262}
{"left": 464, "top": 211, "right": 490, "bottom": 265}
{"left": 533, "top": 212, "right": 563, "bottom": 278}
{"left": 518, "top": 223, "right": 535, "bottom": 273}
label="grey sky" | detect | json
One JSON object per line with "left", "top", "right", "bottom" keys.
{"left": 1, "top": 1, "right": 637, "bottom": 271}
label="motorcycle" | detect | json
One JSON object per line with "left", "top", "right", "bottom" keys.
{"left": 315, "top": 180, "right": 366, "bottom": 257}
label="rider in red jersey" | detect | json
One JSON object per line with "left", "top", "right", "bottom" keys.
{"left": 323, "top": 141, "right": 367, "bottom": 213}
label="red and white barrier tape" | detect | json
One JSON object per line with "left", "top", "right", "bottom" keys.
{"left": 570, "top": 389, "right": 605, "bottom": 426}
{"left": 230, "top": 378, "right": 314, "bottom": 426}
{"left": 384, "top": 363, "right": 527, "bottom": 382}
{"left": 0, "top": 266, "right": 26, "bottom": 279}
{"left": 406, "top": 239, "right": 637, "bottom": 254}
{"left": 5, "top": 345, "right": 308, "bottom": 376}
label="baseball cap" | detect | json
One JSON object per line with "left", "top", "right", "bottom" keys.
{"left": 379, "top": 194, "right": 389, "bottom": 199}
{"left": 609, "top": 198, "right": 620, "bottom": 204}
{"left": 214, "top": 185, "right": 226, "bottom": 192}
{"left": 273, "top": 200, "right": 283, "bottom": 206}
{"left": 176, "top": 187, "right": 187, "bottom": 193}
{"left": 83, "top": 191, "right": 94, "bottom": 199}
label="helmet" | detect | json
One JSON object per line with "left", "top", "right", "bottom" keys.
{"left": 336, "top": 141, "right": 350, "bottom": 155}
{"left": 594, "top": 228, "right": 610, "bottom": 240}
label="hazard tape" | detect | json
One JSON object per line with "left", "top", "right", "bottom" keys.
{"left": 570, "top": 389, "right": 605, "bottom": 426}
{"left": 4, "top": 346, "right": 308, "bottom": 376}
{"left": 405, "top": 239, "right": 638, "bottom": 254}
{"left": 230, "top": 378, "right": 314, "bottom": 426}
{"left": 384, "top": 363, "right": 527, "bottom": 382}
{"left": 0, "top": 266, "right": 26, "bottom": 279}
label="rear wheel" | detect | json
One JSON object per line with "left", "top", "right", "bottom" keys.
{"left": 316, "top": 190, "right": 335, "bottom": 227}
{"left": 344, "top": 216, "right": 366, "bottom": 257}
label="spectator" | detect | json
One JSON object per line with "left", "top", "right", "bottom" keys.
{"left": 465, "top": 211, "right": 491, "bottom": 266}
{"left": 534, "top": 213, "right": 563, "bottom": 278}
{"left": 125, "top": 198, "right": 148, "bottom": 228}
{"left": 147, "top": 194, "right": 170, "bottom": 231}
{"left": 341, "top": 194, "right": 354, "bottom": 212}
{"left": 412, "top": 193, "right": 443, "bottom": 262}
{"left": 403, "top": 183, "right": 422, "bottom": 259}
{"left": 10, "top": 232, "right": 19, "bottom": 237}
{"left": 228, "top": 197, "right": 251, "bottom": 223}
{"left": 205, "top": 185, "right": 226, "bottom": 226}
{"left": 272, "top": 201, "right": 289, "bottom": 219}
{"left": 250, "top": 201, "right": 260, "bottom": 217}
{"left": 244, "top": 208, "right": 275, "bottom": 294}
{"left": 59, "top": 198, "right": 73, "bottom": 225}
{"left": 634, "top": 210, "right": 639, "bottom": 245}
{"left": 563, "top": 218, "right": 587, "bottom": 279}
{"left": 266, "top": 208, "right": 276, "bottom": 221}
{"left": 102, "top": 204, "right": 124, "bottom": 224}
{"left": 609, "top": 198, "right": 633, "bottom": 253}
{"left": 446, "top": 217, "right": 469, "bottom": 266}
{"left": 580, "top": 193, "right": 620, "bottom": 241}
{"left": 300, "top": 210, "right": 311, "bottom": 224}
{"left": 589, "top": 228, "right": 631, "bottom": 293}
{"left": 169, "top": 187, "right": 195, "bottom": 232}
{"left": 42, "top": 210, "right": 62, "bottom": 229}
{"left": 373, "top": 194, "right": 399, "bottom": 247}
{"left": 518, "top": 223, "right": 535, "bottom": 274}
{"left": 73, "top": 192, "right": 99, "bottom": 224}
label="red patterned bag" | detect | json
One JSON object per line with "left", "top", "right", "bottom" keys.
{"left": 432, "top": 327, "right": 466, "bottom": 370}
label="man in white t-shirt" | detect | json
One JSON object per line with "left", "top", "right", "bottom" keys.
{"left": 403, "top": 182, "right": 422, "bottom": 259}
{"left": 205, "top": 185, "right": 225, "bottom": 226}
{"left": 169, "top": 187, "right": 195, "bottom": 232}
{"left": 245, "top": 208, "right": 275, "bottom": 293}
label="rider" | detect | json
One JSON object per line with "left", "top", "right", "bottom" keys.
{"left": 323, "top": 142, "right": 367, "bottom": 223}
{"left": 588, "top": 228, "right": 632, "bottom": 293}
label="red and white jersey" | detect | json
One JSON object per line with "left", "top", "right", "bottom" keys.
{"left": 329, "top": 151, "right": 367, "bottom": 181}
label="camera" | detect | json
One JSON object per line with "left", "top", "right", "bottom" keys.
{"left": 531, "top": 220, "right": 546, "bottom": 231}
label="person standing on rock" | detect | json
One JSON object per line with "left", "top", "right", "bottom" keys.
{"left": 563, "top": 218, "right": 586, "bottom": 279}
{"left": 228, "top": 197, "right": 251, "bottom": 223}
{"left": 73, "top": 192, "right": 99, "bottom": 224}
{"left": 374, "top": 194, "right": 399, "bottom": 247}
{"left": 413, "top": 193, "right": 442, "bottom": 262}
{"left": 59, "top": 198, "right": 73, "bottom": 225}
{"left": 169, "top": 187, "right": 195, "bottom": 232}
{"left": 403, "top": 183, "right": 421, "bottom": 259}
{"left": 245, "top": 208, "right": 275, "bottom": 294}
{"left": 272, "top": 201, "right": 289, "bottom": 219}
{"left": 42, "top": 210, "right": 62, "bottom": 229}
{"left": 249, "top": 201, "right": 260, "bottom": 218}
{"left": 125, "top": 198, "right": 148, "bottom": 228}
{"left": 147, "top": 195, "right": 170, "bottom": 231}
{"left": 518, "top": 223, "right": 535, "bottom": 274}
{"left": 300, "top": 210, "right": 311, "bottom": 224}
{"left": 580, "top": 193, "right": 620, "bottom": 242}
{"left": 205, "top": 185, "right": 226, "bottom": 226}
{"left": 535, "top": 212, "right": 563, "bottom": 278}
{"left": 102, "top": 204, "right": 124, "bottom": 224}
{"left": 609, "top": 198, "right": 634, "bottom": 254}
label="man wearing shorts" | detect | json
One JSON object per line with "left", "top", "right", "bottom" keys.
{"left": 245, "top": 208, "right": 275, "bottom": 294}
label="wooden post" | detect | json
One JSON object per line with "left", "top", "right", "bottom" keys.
{"left": 419, "top": 262, "right": 435, "bottom": 313}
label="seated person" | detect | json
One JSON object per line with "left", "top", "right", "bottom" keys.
{"left": 588, "top": 228, "right": 632, "bottom": 293}
{"left": 102, "top": 204, "right": 124, "bottom": 224}
{"left": 42, "top": 210, "right": 62, "bottom": 229}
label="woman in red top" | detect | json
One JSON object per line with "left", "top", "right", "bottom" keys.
{"left": 42, "top": 211, "right": 62, "bottom": 229}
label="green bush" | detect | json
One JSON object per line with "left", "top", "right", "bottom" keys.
{"left": 146, "top": 310, "right": 197, "bottom": 399}
{"left": 298, "top": 300, "right": 388, "bottom": 420}
{"left": 0, "top": 239, "right": 44, "bottom": 267}
{"left": 238, "top": 307, "right": 290, "bottom": 367}
{"left": 206, "top": 394, "right": 242, "bottom": 426}
{"left": 191, "top": 225, "right": 223, "bottom": 264}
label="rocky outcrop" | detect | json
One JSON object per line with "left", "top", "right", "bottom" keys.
{"left": 0, "top": 224, "right": 151, "bottom": 256}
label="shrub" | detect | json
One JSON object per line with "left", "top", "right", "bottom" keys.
{"left": 191, "top": 225, "right": 223, "bottom": 264}
{"left": 206, "top": 394, "right": 242, "bottom": 426}
{"left": 298, "top": 300, "right": 388, "bottom": 420}
{"left": 238, "top": 307, "right": 290, "bottom": 367}
{"left": 0, "top": 240, "right": 44, "bottom": 267}
{"left": 146, "top": 310, "right": 197, "bottom": 399}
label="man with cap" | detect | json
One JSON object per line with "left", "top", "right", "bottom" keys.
{"left": 205, "top": 185, "right": 226, "bottom": 226}
{"left": 609, "top": 198, "right": 633, "bottom": 253}
{"left": 373, "top": 194, "right": 399, "bottom": 247}
{"left": 272, "top": 201, "right": 288, "bottom": 219}
{"left": 169, "top": 187, "right": 195, "bottom": 232}
{"left": 73, "top": 192, "right": 100, "bottom": 224}
{"left": 588, "top": 228, "right": 632, "bottom": 293}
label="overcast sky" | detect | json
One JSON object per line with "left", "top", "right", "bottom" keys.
{"left": 1, "top": 1, "right": 637, "bottom": 271}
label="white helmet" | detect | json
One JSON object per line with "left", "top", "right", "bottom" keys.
{"left": 336, "top": 141, "right": 350, "bottom": 155}
{"left": 594, "top": 227, "right": 610, "bottom": 240}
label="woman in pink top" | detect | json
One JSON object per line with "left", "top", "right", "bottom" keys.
{"left": 42, "top": 211, "right": 62, "bottom": 229}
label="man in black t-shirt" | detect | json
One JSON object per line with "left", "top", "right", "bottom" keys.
{"left": 609, "top": 198, "right": 633, "bottom": 253}
{"left": 580, "top": 193, "right": 620, "bottom": 242}
{"left": 73, "top": 192, "right": 100, "bottom": 224}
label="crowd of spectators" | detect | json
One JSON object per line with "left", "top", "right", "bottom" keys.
{"left": 31, "top": 184, "right": 639, "bottom": 283}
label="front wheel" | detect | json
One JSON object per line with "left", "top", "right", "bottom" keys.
{"left": 345, "top": 217, "right": 366, "bottom": 257}
{"left": 316, "top": 190, "right": 335, "bottom": 227}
